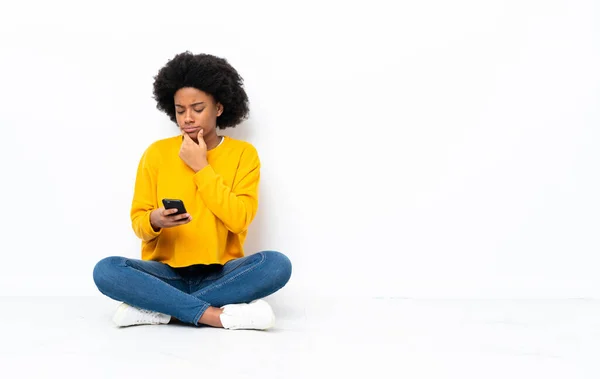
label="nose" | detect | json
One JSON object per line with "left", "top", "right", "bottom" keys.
{"left": 183, "top": 110, "right": 194, "bottom": 124}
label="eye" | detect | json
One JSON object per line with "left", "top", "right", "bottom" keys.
{"left": 194, "top": 108, "right": 204, "bottom": 113}
{"left": 176, "top": 111, "right": 185, "bottom": 115}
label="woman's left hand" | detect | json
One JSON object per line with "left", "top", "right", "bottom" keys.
{"left": 180, "top": 129, "right": 209, "bottom": 172}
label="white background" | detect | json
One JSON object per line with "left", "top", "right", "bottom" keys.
{"left": 0, "top": 0, "right": 598, "bottom": 299}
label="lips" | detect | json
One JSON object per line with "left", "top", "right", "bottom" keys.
{"left": 183, "top": 127, "right": 200, "bottom": 133}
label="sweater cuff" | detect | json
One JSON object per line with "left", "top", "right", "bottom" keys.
{"left": 143, "top": 210, "right": 162, "bottom": 240}
{"left": 193, "top": 164, "right": 216, "bottom": 192}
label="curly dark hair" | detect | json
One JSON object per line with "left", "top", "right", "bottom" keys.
{"left": 152, "top": 52, "right": 249, "bottom": 129}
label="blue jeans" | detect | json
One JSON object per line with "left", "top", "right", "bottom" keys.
{"left": 92, "top": 250, "right": 292, "bottom": 325}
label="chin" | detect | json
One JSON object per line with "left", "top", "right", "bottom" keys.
{"left": 181, "top": 129, "right": 200, "bottom": 137}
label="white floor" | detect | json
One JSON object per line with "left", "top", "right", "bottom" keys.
{"left": 1, "top": 295, "right": 599, "bottom": 379}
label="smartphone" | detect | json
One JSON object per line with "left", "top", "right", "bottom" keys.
{"left": 162, "top": 198, "right": 188, "bottom": 217}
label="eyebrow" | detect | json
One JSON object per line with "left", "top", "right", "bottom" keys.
{"left": 175, "top": 102, "right": 205, "bottom": 107}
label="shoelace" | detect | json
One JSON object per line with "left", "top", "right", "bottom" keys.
{"left": 225, "top": 305, "right": 257, "bottom": 327}
{"left": 134, "top": 308, "right": 162, "bottom": 323}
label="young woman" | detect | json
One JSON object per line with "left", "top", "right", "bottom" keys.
{"left": 93, "top": 52, "right": 292, "bottom": 330}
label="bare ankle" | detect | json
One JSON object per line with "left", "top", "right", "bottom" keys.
{"left": 198, "top": 306, "right": 224, "bottom": 328}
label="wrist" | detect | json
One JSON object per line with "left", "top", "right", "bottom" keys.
{"left": 151, "top": 221, "right": 161, "bottom": 232}
{"left": 194, "top": 159, "right": 209, "bottom": 173}
{"left": 149, "top": 211, "right": 161, "bottom": 232}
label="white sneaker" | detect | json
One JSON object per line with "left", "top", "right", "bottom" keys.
{"left": 219, "top": 299, "right": 275, "bottom": 330}
{"left": 112, "top": 303, "right": 171, "bottom": 327}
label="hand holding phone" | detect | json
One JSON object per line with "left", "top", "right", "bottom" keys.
{"left": 149, "top": 199, "right": 191, "bottom": 231}
{"left": 162, "top": 199, "right": 188, "bottom": 217}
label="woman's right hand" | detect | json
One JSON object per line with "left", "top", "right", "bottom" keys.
{"left": 150, "top": 207, "right": 191, "bottom": 231}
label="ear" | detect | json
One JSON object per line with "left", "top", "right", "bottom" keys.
{"left": 216, "top": 103, "right": 223, "bottom": 117}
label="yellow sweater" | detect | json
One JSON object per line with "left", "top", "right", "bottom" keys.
{"left": 130, "top": 135, "right": 260, "bottom": 267}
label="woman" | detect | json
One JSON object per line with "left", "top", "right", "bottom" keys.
{"left": 93, "top": 52, "right": 292, "bottom": 330}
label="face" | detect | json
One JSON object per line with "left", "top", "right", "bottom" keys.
{"left": 174, "top": 87, "right": 223, "bottom": 142}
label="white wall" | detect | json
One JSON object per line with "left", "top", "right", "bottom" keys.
{"left": 0, "top": 0, "right": 598, "bottom": 298}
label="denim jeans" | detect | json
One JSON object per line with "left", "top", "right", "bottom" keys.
{"left": 92, "top": 250, "right": 292, "bottom": 325}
